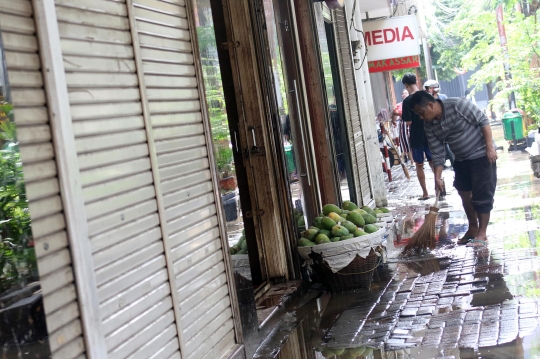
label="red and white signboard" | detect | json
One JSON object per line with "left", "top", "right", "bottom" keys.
{"left": 362, "top": 16, "right": 420, "bottom": 62}
{"left": 368, "top": 55, "right": 421, "bottom": 73}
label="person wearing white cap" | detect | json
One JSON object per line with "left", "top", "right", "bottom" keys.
{"left": 424, "top": 80, "right": 448, "bottom": 100}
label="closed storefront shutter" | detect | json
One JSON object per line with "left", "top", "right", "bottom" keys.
{"left": 1, "top": 0, "right": 239, "bottom": 357}
{"left": 48, "top": 0, "right": 237, "bottom": 357}
{"left": 53, "top": 0, "right": 184, "bottom": 357}
{"left": 131, "top": 1, "right": 237, "bottom": 357}
{"left": 333, "top": 8, "right": 373, "bottom": 206}
{"left": 0, "top": 1, "right": 86, "bottom": 358}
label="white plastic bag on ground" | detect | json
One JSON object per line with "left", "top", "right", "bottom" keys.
{"left": 526, "top": 142, "right": 540, "bottom": 156}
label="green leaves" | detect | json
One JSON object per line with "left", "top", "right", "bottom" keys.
{"left": 0, "top": 120, "right": 34, "bottom": 294}
{"left": 426, "top": 0, "right": 540, "bottom": 122}
{"left": 0, "top": 120, "right": 17, "bottom": 143}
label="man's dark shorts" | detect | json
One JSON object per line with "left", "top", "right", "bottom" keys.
{"left": 411, "top": 145, "right": 433, "bottom": 165}
{"left": 453, "top": 156, "right": 497, "bottom": 213}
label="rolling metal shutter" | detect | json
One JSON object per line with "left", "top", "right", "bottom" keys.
{"left": 51, "top": 0, "right": 237, "bottom": 357}
{"left": 53, "top": 0, "right": 184, "bottom": 357}
{"left": 131, "top": 1, "right": 237, "bottom": 357}
{"left": 333, "top": 8, "right": 373, "bottom": 205}
{"left": 2, "top": 0, "right": 239, "bottom": 357}
{"left": 0, "top": 1, "right": 86, "bottom": 358}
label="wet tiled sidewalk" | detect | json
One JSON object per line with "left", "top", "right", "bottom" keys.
{"left": 256, "top": 125, "right": 540, "bottom": 358}
{"left": 322, "top": 245, "right": 540, "bottom": 355}
{"left": 369, "top": 125, "right": 540, "bottom": 356}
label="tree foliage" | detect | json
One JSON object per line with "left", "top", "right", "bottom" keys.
{"left": 426, "top": 0, "right": 540, "bottom": 120}
{"left": 0, "top": 120, "right": 35, "bottom": 294}
{"left": 196, "top": 24, "right": 234, "bottom": 178}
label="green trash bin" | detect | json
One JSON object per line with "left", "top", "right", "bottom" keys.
{"left": 501, "top": 111, "right": 525, "bottom": 141}
{"left": 284, "top": 142, "right": 296, "bottom": 174}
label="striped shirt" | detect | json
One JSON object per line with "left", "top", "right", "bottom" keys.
{"left": 424, "top": 98, "right": 490, "bottom": 168}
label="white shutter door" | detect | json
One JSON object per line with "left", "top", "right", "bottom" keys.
{"left": 132, "top": 1, "right": 237, "bottom": 358}
{"left": 54, "top": 0, "right": 183, "bottom": 358}
{"left": 333, "top": 8, "right": 373, "bottom": 205}
{"left": 0, "top": 1, "right": 86, "bottom": 358}
{"left": 1, "top": 0, "right": 238, "bottom": 357}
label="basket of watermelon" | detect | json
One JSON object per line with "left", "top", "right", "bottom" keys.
{"left": 297, "top": 201, "right": 390, "bottom": 292}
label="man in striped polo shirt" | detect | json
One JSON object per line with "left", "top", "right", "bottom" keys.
{"left": 409, "top": 91, "right": 497, "bottom": 247}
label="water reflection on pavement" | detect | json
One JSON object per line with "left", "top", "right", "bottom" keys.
{"left": 256, "top": 125, "right": 540, "bottom": 358}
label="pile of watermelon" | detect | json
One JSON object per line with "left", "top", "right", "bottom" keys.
{"left": 229, "top": 229, "right": 247, "bottom": 255}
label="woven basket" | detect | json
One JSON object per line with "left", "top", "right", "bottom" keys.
{"left": 309, "top": 247, "right": 382, "bottom": 292}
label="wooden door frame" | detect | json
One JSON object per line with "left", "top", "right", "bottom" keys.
{"left": 210, "top": 0, "right": 290, "bottom": 283}
{"left": 292, "top": 0, "right": 341, "bottom": 207}
{"left": 249, "top": 0, "right": 304, "bottom": 281}
{"left": 321, "top": 16, "right": 358, "bottom": 205}
{"left": 208, "top": 0, "right": 266, "bottom": 286}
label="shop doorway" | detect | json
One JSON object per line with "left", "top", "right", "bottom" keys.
{"left": 257, "top": 0, "right": 322, "bottom": 236}
{"left": 196, "top": 0, "right": 358, "bottom": 291}
{"left": 198, "top": 0, "right": 318, "bottom": 313}
{"left": 194, "top": 0, "right": 265, "bottom": 289}
{"left": 195, "top": 0, "right": 329, "bottom": 334}
{"left": 314, "top": 4, "right": 357, "bottom": 204}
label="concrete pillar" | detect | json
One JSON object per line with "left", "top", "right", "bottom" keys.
{"left": 344, "top": 0, "right": 388, "bottom": 207}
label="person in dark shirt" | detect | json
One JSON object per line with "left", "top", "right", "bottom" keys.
{"left": 401, "top": 74, "right": 434, "bottom": 200}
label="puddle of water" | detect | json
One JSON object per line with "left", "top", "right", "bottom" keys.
{"left": 258, "top": 126, "right": 540, "bottom": 359}
{"left": 297, "top": 248, "right": 536, "bottom": 352}
{"left": 269, "top": 252, "right": 540, "bottom": 358}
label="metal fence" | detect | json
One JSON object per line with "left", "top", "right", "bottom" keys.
{"left": 392, "top": 70, "right": 490, "bottom": 109}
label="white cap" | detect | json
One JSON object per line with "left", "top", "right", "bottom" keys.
{"left": 424, "top": 79, "right": 438, "bottom": 88}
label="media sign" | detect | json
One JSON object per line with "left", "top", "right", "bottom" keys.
{"left": 362, "top": 16, "right": 420, "bottom": 62}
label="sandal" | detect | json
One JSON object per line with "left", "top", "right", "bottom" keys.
{"left": 466, "top": 239, "right": 488, "bottom": 248}
{"left": 457, "top": 236, "right": 474, "bottom": 245}
{"left": 418, "top": 196, "right": 429, "bottom": 201}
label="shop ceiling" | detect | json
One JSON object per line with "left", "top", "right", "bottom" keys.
{"left": 317, "top": 0, "right": 392, "bottom": 18}
{"left": 359, "top": 0, "right": 392, "bottom": 18}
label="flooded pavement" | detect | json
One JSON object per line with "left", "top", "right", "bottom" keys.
{"left": 254, "top": 124, "right": 540, "bottom": 358}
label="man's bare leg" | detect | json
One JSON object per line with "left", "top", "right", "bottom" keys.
{"left": 476, "top": 212, "right": 490, "bottom": 240}
{"left": 458, "top": 190, "right": 479, "bottom": 242}
{"left": 467, "top": 212, "right": 490, "bottom": 248}
{"left": 416, "top": 163, "right": 429, "bottom": 199}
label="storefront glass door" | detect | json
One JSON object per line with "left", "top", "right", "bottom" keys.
{"left": 263, "top": 0, "right": 321, "bottom": 231}
{"left": 194, "top": 0, "right": 264, "bottom": 286}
